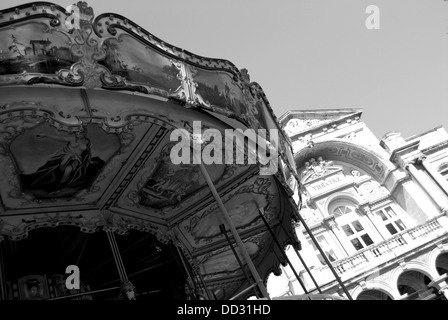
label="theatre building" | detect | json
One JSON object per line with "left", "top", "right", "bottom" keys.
{"left": 270, "top": 108, "right": 448, "bottom": 300}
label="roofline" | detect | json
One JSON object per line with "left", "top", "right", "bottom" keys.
{"left": 278, "top": 108, "right": 363, "bottom": 123}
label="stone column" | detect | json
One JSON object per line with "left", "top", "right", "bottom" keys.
{"left": 358, "top": 206, "right": 387, "bottom": 242}
{"left": 323, "top": 216, "right": 351, "bottom": 257}
{"left": 406, "top": 161, "right": 448, "bottom": 214}
{"left": 421, "top": 158, "right": 448, "bottom": 198}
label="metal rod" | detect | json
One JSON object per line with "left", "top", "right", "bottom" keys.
{"left": 47, "top": 286, "right": 121, "bottom": 300}
{"left": 173, "top": 246, "right": 195, "bottom": 299}
{"left": 220, "top": 224, "right": 260, "bottom": 298}
{"left": 106, "top": 231, "right": 128, "bottom": 283}
{"left": 195, "top": 160, "right": 270, "bottom": 299}
{"left": 292, "top": 199, "right": 353, "bottom": 299}
{"left": 75, "top": 235, "right": 89, "bottom": 266}
{"left": 288, "top": 171, "right": 351, "bottom": 298}
{"left": 183, "top": 258, "right": 206, "bottom": 299}
{"left": 257, "top": 208, "right": 308, "bottom": 293}
{"left": 278, "top": 221, "right": 323, "bottom": 293}
{"left": 290, "top": 244, "right": 323, "bottom": 294}
{"left": 176, "top": 247, "right": 202, "bottom": 299}
{"left": 230, "top": 283, "right": 258, "bottom": 300}
{"left": 135, "top": 289, "right": 162, "bottom": 297}
{"left": 0, "top": 240, "right": 7, "bottom": 300}
{"left": 83, "top": 234, "right": 152, "bottom": 279}
{"left": 177, "top": 244, "right": 212, "bottom": 300}
{"left": 192, "top": 263, "right": 213, "bottom": 300}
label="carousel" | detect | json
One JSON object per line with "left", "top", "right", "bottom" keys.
{"left": 0, "top": 2, "right": 306, "bottom": 300}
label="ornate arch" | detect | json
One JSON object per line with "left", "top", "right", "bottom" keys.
{"left": 294, "top": 139, "right": 395, "bottom": 184}
{"left": 390, "top": 263, "right": 435, "bottom": 298}
{"left": 352, "top": 282, "right": 396, "bottom": 300}
{"left": 323, "top": 192, "right": 360, "bottom": 216}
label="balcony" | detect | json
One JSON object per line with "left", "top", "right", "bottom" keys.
{"left": 300, "top": 217, "right": 448, "bottom": 289}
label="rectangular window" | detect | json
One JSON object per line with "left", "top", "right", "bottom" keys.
{"left": 342, "top": 220, "right": 374, "bottom": 251}
{"left": 352, "top": 221, "right": 364, "bottom": 232}
{"left": 376, "top": 206, "right": 407, "bottom": 236}
{"left": 342, "top": 224, "right": 354, "bottom": 236}
{"left": 378, "top": 211, "right": 387, "bottom": 221}
{"left": 396, "top": 219, "right": 405, "bottom": 231}
{"left": 385, "top": 223, "right": 398, "bottom": 235}
{"left": 350, "top": 238, "right": 364, "bottom": 250}
{"left": 360, "top": 234, "right": 374, "bottom": 246}
{"left": 385, "top": 207, "right": 396, "bottom": 218}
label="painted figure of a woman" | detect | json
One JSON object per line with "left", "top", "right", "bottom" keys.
{"left": 20, "top": 129, "right": 104, "bottom": 196}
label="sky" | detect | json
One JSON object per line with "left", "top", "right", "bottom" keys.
{"left": 2, "top": 0, "right": 448, "bottom": 139}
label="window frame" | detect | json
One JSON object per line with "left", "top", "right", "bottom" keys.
{"left": 328, "top": 198, "right": 381, "bottom": 254}
{"left": 373, "top": 204, "right": 408, "bottom": 238}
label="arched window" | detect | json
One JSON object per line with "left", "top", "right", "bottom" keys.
{"left": 333, "top": 205, "right": 353, "bottom": 216}
{"left": 329, "top": 199, "right": 376, "bottom": 252}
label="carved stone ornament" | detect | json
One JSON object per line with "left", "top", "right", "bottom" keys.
{"left": 299, "top": 204, "right": 322, "bottom": 226}
{"left": 284, "top": 118, "right": 321, "bottom": 136}
{"left": 300, "top": 156, "right": 339, "bottom": 182}
{"left": 323, "top": 216, "right": 337, "bottom": 229}
{"left": 355, "top": 180, "right": 389, "bottom": 202}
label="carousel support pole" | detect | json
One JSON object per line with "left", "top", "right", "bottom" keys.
{"left": 257, "top": 209, "right": 308, "bottom": 294}
{"left": 173, "top": 246, "right": 197, "bottom": 299}
{"left": 290, "top": 244, "right": 323, "bottom": 294}
{"left": 106, "top": 231, "right": 136, "bottom": 300}
{"left": 220, "top": 225, "right": 260, "bottom": 298}
{"left": 0, "top": 239, "right": 7, "bottom": 300}
{"left": 176, "top": 246, "right": 212, "bottom": 300}
{"left": 195, "top": 161, "right": 271, "bottom": 300}
{"left": 193, "top": 264, "right": 214, "bottom": 300}
{"left": 292, "top": 202, "right": 353, "bottom": 300}
{"left": 277, "top": 222, "right": 323, "bottom": 294}
{"left": 288, "top": 172, "right": 351, "bottom": 298}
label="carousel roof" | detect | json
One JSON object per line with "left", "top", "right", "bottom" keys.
{"left": 0, "top": 2, "right": 301, "bottom": 299}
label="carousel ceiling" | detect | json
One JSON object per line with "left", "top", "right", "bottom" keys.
{"left": 0, "top": 2, "right": 301, "bottom": 299}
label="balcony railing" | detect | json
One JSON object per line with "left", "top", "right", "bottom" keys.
{"left": 369, "top": 234, "right": 407, "bottom": 258}
{"left": 334, "top": 252, "right": 368, "bottom": 274}
{"left": 331, "top": 218, "right": 444, "bottom": 277}
{"left": 408, "top": 219, "right": 443, "bottom": 240}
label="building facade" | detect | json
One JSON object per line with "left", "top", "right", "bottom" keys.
{"left": 269, "top": 108, "right": 448, "bottom": 300}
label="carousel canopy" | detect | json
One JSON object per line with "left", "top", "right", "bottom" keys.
{"left": 0, "top": 2, "right": 301, "bottom": 299}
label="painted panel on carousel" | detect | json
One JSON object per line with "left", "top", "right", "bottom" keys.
{"left": 99, "top": 35, "right": 182, "bottom": 94}
{"left": 188, "top": 195, "right": 266, "bottom": 241}
{"left": 248, "top": 83, "right": 287, "bottom": 139}
{"left": 139, "top": 142, "right": 225, "bottom": 209}
{"left": 191, "top": 67, "right": 267, "bottom": 130}
{"left": 195, "top": 231, "right": 270, "bottom": 281}
{"left": 10, "top": 124, "right": 120, "bottom": 200}
{"left": 179, "top": 176, "right": 278, "bottom": 248}
{"left": 0, "top": 21, "right": 79, "bottom": 77}
{"left": 200, "top": 241, "right": 259, "bottom": 275}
